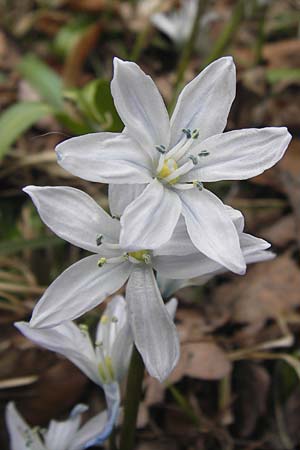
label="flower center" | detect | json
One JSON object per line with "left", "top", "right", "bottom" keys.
{"left": 157, "top": 158, "right": 179, "bottom": 184}
{"left": 154, "top": 128, "right": 210, "bottom": 190}
{"left": 128, "top": 250, "right": 151, "bottom": 264}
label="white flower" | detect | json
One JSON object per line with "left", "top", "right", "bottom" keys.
{"left": 23, "top": 184, "right": 271, "bottom": 379}
{"left": 6, "top": 402, "right": 110, "bottom": 450}
{"left": 22, "top": 185, "right": 179, "bottom": 381}
{"left": 156, "top": 207, "right": 275, "bottom": 297}
{"left": 151, "top": 0, "right": 218, "bottom": 46}
{"left": 16, "top": 295, "right": 132, "bottom": 387}
{"left": 55, "top": 57, "right": 291, "bottom": 274}
{"left": 15, "top": 296, "right": 132, "bottom": 444}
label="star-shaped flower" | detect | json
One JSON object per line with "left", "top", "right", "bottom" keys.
{"left": 23, "top": 185, "right": 272, "bottom": 380}
{"left": 6, "top": 402, "right": 110, "bottom": 450}
{"left": 56, "top": 57, "right": 291, "bottom": 274}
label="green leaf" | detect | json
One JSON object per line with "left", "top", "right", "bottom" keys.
{"left": 0, "top": 236, "right": 62, "bottom": 255}
{"left": 266, "top": 68, "right": 300, "bottom": 85}
{"left": 0, "top": 102, "right": 53, "bottom": 160}
{"left": 18, "top": 55, "right": 63, "bottom": 110}
{"left": 66, "top": 79, "right": 123, "bottom": 132}
{"left": 83, "top": 79, "right": 123, "bottom": 132}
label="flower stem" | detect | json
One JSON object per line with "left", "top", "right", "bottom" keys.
{"left": 130, "top": 23, "right": 151, "bottom": 61}
{"left": 170, "top": 0, "right": 210, "bottom": 111}
{"left": 202, "top": 0, "right": 245, "bottom": 68}
{"left": 119, "top": 346, "right": 145, "bottom": 450}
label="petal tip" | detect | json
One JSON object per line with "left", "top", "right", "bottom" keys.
{"left": 22, "top": 185, "right": 35, "bottom": 195}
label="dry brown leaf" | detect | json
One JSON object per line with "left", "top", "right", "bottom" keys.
{"left": 254, "top": 138, "right": 300, "bottom": 190}
{"left": 63, "top": 22, "right": 102, "bottom": 86}
{"left": 176, "top": 308, "right": 211, "bottom": 343}
{"left": 169, "top": 342, "right": 232, "bottom": 383}
{"left": 212, "top": 252, "right": 300, "bottom": 326}
{"left": 263, "top": 39, "right": 300, "bottom": 69}
{"left": 234, "top": 363, "right": 270, "bottom": 438}
{"left": 260, "top": 214, "right": 296, "bottom": 248}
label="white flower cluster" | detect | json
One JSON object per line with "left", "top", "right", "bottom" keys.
{"left": 10, "top": 56, "right": 291, "bottom": 448}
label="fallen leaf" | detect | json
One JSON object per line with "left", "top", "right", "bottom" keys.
{"left": 234, "top": 363, "right": 270, "bottom": 438}
{"left": 212, "top": 253, "right": 300, "bottom": 326}
{"left": 169, "top": 342, "right": 232, "bottom": 383}
{"left": 260, "top": 214, "right": 296, "bottom": 248}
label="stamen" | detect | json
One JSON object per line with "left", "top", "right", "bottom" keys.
{"left": 156, "top": 153, "right": 166, "bottom": 174}
{"left": 168, "top": 136, "right": 195, "bottom": 161}
{"left": 193, "top": 180, "right": 204, "bottom": 190}
{"left": 79, "top": 324, "right": 89, "bottom": 333}
{"left": 97, "top": 257, "right": 107, "bottom": 267}
{"left": 188, "top": 154, "right": 199, "bottom": 165}
{"left": 98, "top": 255, "right": 127, "bottom": 267}
{"left": 172, "top": 182, "right": 195, "bottom": 190}
{"left": 198, "top": 150, "right": 210, "bottom": 157}
{"left": 182, "top": 128, "right": 192, "bottom": 139}
{"left": 192, "top": 129, "right": 200, "bottom": 139}
{"left": 105, "top": 356, "right": 115, "bottom": 380}
{"left": 96, "top": 234, "right": 103, "bottom": 246}
{"left": 98, "top": 362, "right": 108, "bottom": 383}
{"left": 164, "top": 159, "right": 194, "bottom": 183}
{"left": 155, "top": 144, "right": 166, "bottom": 154}
{"left": 142, "top": 253, "right": 151, "bottom": 264}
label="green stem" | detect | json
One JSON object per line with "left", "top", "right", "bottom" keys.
{"left": 202, "top": 0, "right": 245, "bottom": 68}
{"left": 170, "top": 0, "right": 210, "bottom": 111}
{"left": 254, "top": 4, "right": 267, "bottom": 65}
{"left": 130, "top": 23, "right": 151, "bottom": 61}
{"left": 119, "top": 346, "right": 145, "bottom": 450}
{"left": 167, "top": 383, "right": 200, "bottom": 427}
{"left": 109, "top": 427, "right": 118, "bottom": 450}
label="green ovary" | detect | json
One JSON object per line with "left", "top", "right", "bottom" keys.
{"left": 157, "top": 158, "right": 179, "bottom": 185}
{"left": 129, "top": 250, "right": 150, "bottom": 262}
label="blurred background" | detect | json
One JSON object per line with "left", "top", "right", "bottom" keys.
{"left": 0, "top": 0, "right": 300, "bottom": 449}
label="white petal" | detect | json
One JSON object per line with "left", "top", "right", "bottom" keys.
{"left": 15, "top": 321, "right": 100, "bottom": 385}
{"left": 29, "top": 254, "right": 132, "bottom": 328}
{"left": 153, "top": 216, "right": 197, "bottom": 256}
{"left": 56, "top": 132, "right": 153, "bottom": 184}
{"left": 240, "top": 233, "right": 271, "bottom": 254}
{"left": 151, "top": 13, "right": 178, "bottom": 42}
{"left": 126, "top": 266, "right": 179, "bottom": 381}
{"left": 5, "top": 403, "right": 46, "bottom": 450}
{"left": 111, "top": 58, "right": 170, "bottom": 156}
{"left": 165, "top": 297, "right": 178, "bottom": 319}
{"left": 108, "top": 184, "right": 146, "bottom": 218}
{"left": 73, "top": 383, "right": 120, "bottom": 449}
{"left": 44, "top": 414, "right": 82, "bottom": 450}
{"left": 95, "top": 295, "right": 129, "bottom": 363}
{"left": 70, "top": 411, "right": 108, "bottom": 450}
{"left": 97, "top": 295, "right": 128, "bottom": 341}
{"left": 245, "top": 249, "right": 275, "bottom": 264}
{"left": 240, "top": 232, "right": 275, "bottom": 264}
{"left": 120, "top": 179, "right": 182, "bottom": 251}
{"left": 225, "top": 205, "right": 245, "bottom": 233}
{"left": 180, "top": 188, "right": 246, "bottom": 274}
{"left": 153, "top": 252, "right": 220, "bottom": 279}
{"left": 170, "top": 57, "right": 236, "bottom": 147}
{"left": 156, "top": 274, "right": 193, "bottom": 298}
{"left": 184, "top": 127, "right": 292, "bottom": 182}
{"left": 24, "top": 186, "right": 120, "bottom": 253}
{"left": 110, "top": 317, "right": 133, "bottom": 382}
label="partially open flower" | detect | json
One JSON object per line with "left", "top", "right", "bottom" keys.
{"left": 6, "top": 402, "right": 110, "bottom": 450}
